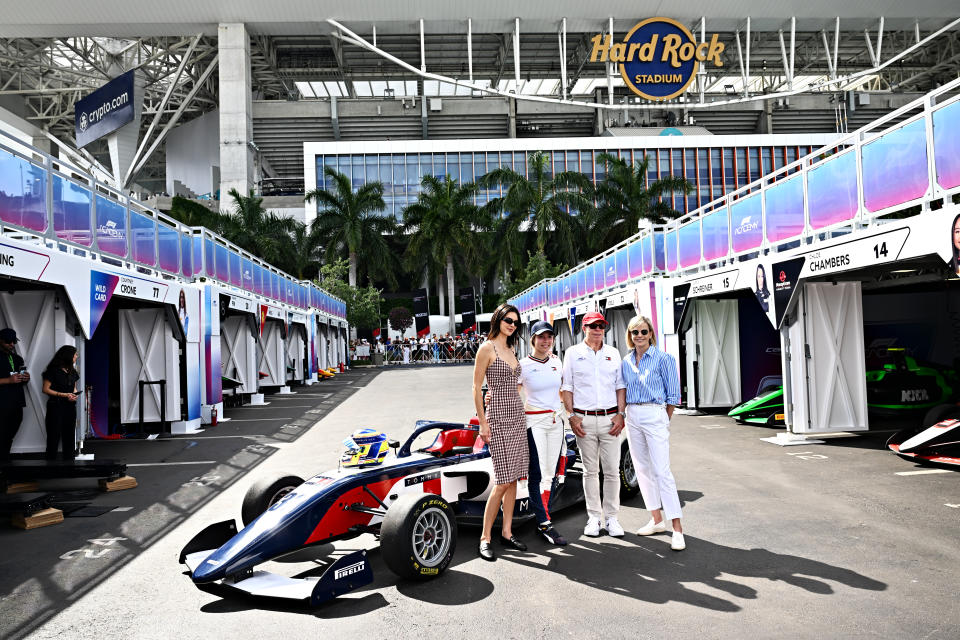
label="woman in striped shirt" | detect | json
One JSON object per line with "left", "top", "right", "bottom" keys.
{"left": 617, "top": 315, "right": 686, "bottom": 551}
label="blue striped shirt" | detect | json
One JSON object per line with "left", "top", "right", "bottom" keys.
{"left": 621, "top": 346, "right": 681, "bottom": 406}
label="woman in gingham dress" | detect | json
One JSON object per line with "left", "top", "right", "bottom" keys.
{"left": 472, "top": 303, "right": 529, "bottom": 561}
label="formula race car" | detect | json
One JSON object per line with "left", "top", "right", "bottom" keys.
{"left": 179, "top": 419, "right": 638, "bottom": 606}
{"left": 728, "top": 349, "right": 960, "bottom": 427}
{"left": 887, "top": 416, "right": 960, "bottom": 468}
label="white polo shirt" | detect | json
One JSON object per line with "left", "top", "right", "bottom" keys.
{"left": 518, "top": 354, "right": 563, "bottom": 411}
{"left": 561, "top": 341, "right": 626, "bottom": 411}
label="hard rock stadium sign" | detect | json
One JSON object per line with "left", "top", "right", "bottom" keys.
{"left": 590, "top": 17, "right": 725, "bottom": 101}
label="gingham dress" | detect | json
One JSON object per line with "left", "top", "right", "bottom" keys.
{"left": 485, "top": 345, "right": 528, "bottom": 485}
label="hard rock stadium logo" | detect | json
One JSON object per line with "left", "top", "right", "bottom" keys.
{"left": 590, "top": 17, "right": 725, "bottom": 101}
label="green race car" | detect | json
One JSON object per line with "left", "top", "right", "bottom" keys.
{"left": 728, "top": 349, "right": 960, "bottom": 426}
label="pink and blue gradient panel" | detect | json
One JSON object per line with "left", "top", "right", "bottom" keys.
{"left": 654, "top": 233, "right": 666, "bottom": 271}
{"left": 808, "top": 151, "right": 858, "bottom": 229}
{"left": 862, "top": 118, "right": 929, "bottom": 212}
{"left": 643, "top": 235, "right": 654, "bottom": 274}
{"left": 593, "top": 261, "right": 604, "bottom": 291}
{"left": 933, "top": 99, "right": 960, "bottom": 190}
{"left": 730, "top": 195, "right": 763, "bottom": 253}
{"left": 0, "top": 150, "right": 47, "bottom": 233}
{"left": 628, "top": 239, "right": 643, "bottom": 278}
{"left": 95, "top": 195, "right": 127, "bottom": 257}
{"left": 562, "top": 276, "right": 572, "bottom": 303}
{"left": 130, "top": 211, "right": 156, "bottom": 266}
{"left": 585, "top": 262, "right": 596, "bottom": 294}
{"left": 665, "top": 230, "right": 678, "bottom": 272}
{"left": 229, "top": 252, "right": 242, "bottom": 288}
{"left": 214, "top": 244, "right": 230, "bottom": 282}
{"left": 604, "top": 254, "right": 617, "bottom": 288}
{"left": 577, "top": 269, "right": 586, "bottom": 297}
{"left": 180, "top": 234, "right": 193, "bottom": 277}
{"left": 678, "top": 220, "right": 701, "bottom": 268}
{"left": 52, "top": 176, "right": 91, "bottom": 246}
{"left": 615, "top": 248, "right": 629, "bottom": 283}
{"left": 701, "top": 209, "right": 729, "bottom": 262}
{"left": 765, "top": 175, "right": 805, "bottom": 243}
{"left": 158, "top": 225, "right": 179, "bottom": 272}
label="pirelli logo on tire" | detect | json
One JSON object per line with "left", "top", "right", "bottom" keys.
{"left": 589, "top": 17, "right": 725, "bottom": 101}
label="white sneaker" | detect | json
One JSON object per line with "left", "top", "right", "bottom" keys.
{"left": 636, "top": 518, "right": 668, "bottom": 536}
{"left": 583, "top": 517, "right": 602, "bottom": 537}
{"left": 605, "top": 517, "right": 625, "bottom": 537}
{"left": 671, "top": 531, "right": 686, "bottom": 551}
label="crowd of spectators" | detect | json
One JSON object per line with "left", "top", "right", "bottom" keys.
{"left": 349, "top": 334, "right": 485, "bottom": 364}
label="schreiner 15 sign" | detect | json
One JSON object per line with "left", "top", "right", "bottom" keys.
{"left": 590, "top": 18, "right": 725, "bottom": 101}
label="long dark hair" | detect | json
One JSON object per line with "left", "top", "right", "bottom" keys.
{"left": 756, "top": 264, "right": 770, "bottom": 297}
{"left": 952, "top": 213, "right": 960, "bottom": 268}
{"left": 487, "top": 303, "right": 521, "bottom": 348}
{"left": 44, "top": 345, "right": 78, "bottom": 378}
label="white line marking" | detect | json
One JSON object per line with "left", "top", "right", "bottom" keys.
{"left": 895, "top": 469, "right": 953, "bottom": 476}
{"left": 217, "top": 418, "right": 288, "bottom": 422}
{"left": 112, "top": 507, "right": 133, "bottom": 512}
{"left": 127, "top": 461, "right": 218, "bottom": 467}
{"left": 945, "top": 504, "right": 960, "bottom": 509}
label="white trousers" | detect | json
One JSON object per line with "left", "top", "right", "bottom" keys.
{"left": 625, "top": 404, "right": 682, "bottom": 521}
{"left": 526, "top": 411, "right": 565, "bottom": 490}
{"left": 576, "top": 414, "right": 621, "bottom": 520}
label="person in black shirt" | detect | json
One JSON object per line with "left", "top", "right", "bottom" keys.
{"left": 0, "top": 328, "right": 30, "bottom": 461}
{"left": 41, "top": 345, "right": 80, "bottom": 460}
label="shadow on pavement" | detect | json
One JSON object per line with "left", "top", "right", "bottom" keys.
{"left": 498, "top": 534, "right": 886, "bottom": 612}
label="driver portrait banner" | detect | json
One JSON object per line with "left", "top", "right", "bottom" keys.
{"left": 771, "top": 257, "right": 806, "bottom": 328}
{"left": 412, "top": 288, "right": 430, "bottom": 337}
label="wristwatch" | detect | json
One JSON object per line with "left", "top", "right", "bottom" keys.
{"left": 617, "top": 411, "right": 626, "bottom": 417}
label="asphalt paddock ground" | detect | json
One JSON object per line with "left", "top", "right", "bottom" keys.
{"left": 3, "top": 365, "right": 958, "bottom": 639}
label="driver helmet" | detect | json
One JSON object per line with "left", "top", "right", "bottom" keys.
{"left": 341, "top": 428, "right": 390, "bottom": 468}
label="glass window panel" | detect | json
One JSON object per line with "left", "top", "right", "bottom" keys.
{"left": 214, "top": 243, "right": 229, "bottom": 282}
{"left": 514, "top": 152, "right": 526, "bottom": 177}
{"left": 736, "top": 148, "right": 747, "bottom": 187}
{"left": 749, "top": 147, "right": 761, "bottom": 183}
{"left": 351, "top": 155, "right": 365, "bottom": 188}
{"left": 95, "top": 195, "right": 127, "bottom": 257}
{"left": 365, "top": 155, "right": 378, "bottom": 186}
{"left": 52, "top": 175, "right": 92, "bottom": 246}
{"left": 181, "top": 233, "right": 192, "bottom": 277}
{"left": 408, "top": 155, "right": 421, "bottom": 188}
{"left": 934, "top": 99, "right": 960, "bottom": 189}
{"left": 581, "top": 150, "right": 594, "bottom": 181}
{"left": 0, "top": 150, "right": 47, "bottom": 232}
{"left": 862, "top": 118, "right": 929, "bottom": 212}
{"left": 566, "top": 151, "right": 578, "bottom": 171}
{"left": 445, "top": 153, "right": 459, "bottom": 181}
{"left": 808, "top": 150, "right": 859, "bottom": 229}
{"left": 130, "top": 211, "right": 156, "bottom": 266}
{"left": 460, "top": 152, "right": 473, "bottom": 183}
{"left": 241, "top": 258, "right": 254, "bottom": 292}
{"left": 762, "top": 147, "right": 773, "bottom": 176}
{"left": 229, "top": 251, "right": 242, "bottom": 287}
{"left": 158, "top": 223, "right": 179, "bottom": 272}
{"left": 595, "top": 151, "right": 607, "bottom": 182}
{"left": 723, "top": 148, "right": 735, "bottom": 192}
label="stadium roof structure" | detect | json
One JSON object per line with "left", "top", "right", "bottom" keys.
{"left": 1, "top": 3, "right": 958, "bottom": 189}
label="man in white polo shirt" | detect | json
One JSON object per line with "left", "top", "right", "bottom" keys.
{"left": 561, "top": 311, "right": 627, "bottom": 537}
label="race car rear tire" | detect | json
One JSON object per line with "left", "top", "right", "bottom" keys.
{"left": 619, "top": 440, "right": 640, "bottom": 499}
{"left": 599, "top": 440, "right": 641, "bottom": 501}
{"left": 923, "top": 404, "right": 960, "bottom": 426}
{"left": 381, "top": 493, "right": 457, "bottom": 580}
{"left": 240, "top": 474, "right": 305, "bottom": 526}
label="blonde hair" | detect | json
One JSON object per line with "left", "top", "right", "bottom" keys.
{"left": 625, "top": 315, "right": 656, "bottom": 348}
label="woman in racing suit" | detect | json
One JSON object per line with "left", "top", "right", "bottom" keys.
{"left": 517, "top": 320, "right": 568, "bottom": 545}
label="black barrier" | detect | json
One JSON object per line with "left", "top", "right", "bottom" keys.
{"left": 137, "top": 379, "right": 167, "bottom": 436}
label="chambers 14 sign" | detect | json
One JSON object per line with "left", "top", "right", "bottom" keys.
{"left": 590, "top": 18, "right": 724, "bottom": 101}
{"left": 75, "top": 71, "right": 136, "bottom": 148}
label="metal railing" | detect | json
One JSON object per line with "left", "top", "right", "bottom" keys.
{"left": 358, "top": 339, "right": 481, "bottom": 365}
{"left": 0, "top": 129, "right": 346, "bottom": 319}
{"left": 511, "top": 76, "right": 960, "bottom": 314}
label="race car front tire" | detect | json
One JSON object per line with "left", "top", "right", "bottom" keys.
{"left": 240, "top": 474, "right": 305, "bottom": 526}
{"left": 381, "top": 493, "right": 457, "bottom": 580}
{"left": 923, "top": 403, "right": 960, "bottom": 426}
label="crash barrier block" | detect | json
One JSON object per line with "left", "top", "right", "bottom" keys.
{"left": 12, "top": 507, "right": 63, "bottom": 530}
{"left": 5, "top": 482, "right": 40, "bottom": 494}
{"left": 99, "top": 475, "right": 138, "bottom": 492}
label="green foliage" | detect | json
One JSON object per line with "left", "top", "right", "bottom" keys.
{"left": 588, "top": 152, "right": 692, "bottom": 252}
{"left": 167, "top": 196, "right": 218, "bottom": 227}
{"left": 317, "top": 259, "right": 383, "bottom": 329}
{"left": 387, "top": 306, "right": 414, "bottom": 333}
{"left": 500, "top": 250, "right": 569, "bottom": 301}
{"left": 306, "top": 168, "right": 398, "bottom": 287}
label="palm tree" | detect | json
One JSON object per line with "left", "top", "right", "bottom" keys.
{"left": 479, "top": 150, "right": 594, "bottom": 272}
{"left": 590, "top": 152, "right": 693, "bottom": 251}
{"left": 277, "top": 221, "right": 323, "bottom": 280}
{"left": 305, "top": 167, "right": 397, "bottom": 288}
{"left": 402, "top": 174, "right": 492, "bottom": 335}
{"left": 220, "top": 188, "right": 300, "bottom": 266}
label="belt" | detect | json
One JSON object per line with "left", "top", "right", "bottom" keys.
{"left": 525, "top": 409, "right": 554, "bottom": 415}
{"left": 630, "top": 402, "right": 664, "bottom": 407}
{"left": 573, "top": 406, "right": 618, "bottom": 416}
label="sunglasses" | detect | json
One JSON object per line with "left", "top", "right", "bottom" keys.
{"left": 585, "top": 323, "right": 606, "bottom": 330}
{"left": 631, "top": 329, "right": 650, "bottom": 336}
{"left": 501, "top": 317, "right": 520, "bottom": 326}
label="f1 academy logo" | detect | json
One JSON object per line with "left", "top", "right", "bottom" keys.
{"left": 590, "top": 18, "right": 725, "bottom": 101}
{"left": 734, "top": 216, "right": 759, "bottom": 236}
